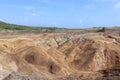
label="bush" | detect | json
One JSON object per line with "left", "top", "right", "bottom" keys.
{"left": 97, "top": 27, "right": 106, "bottom": 32}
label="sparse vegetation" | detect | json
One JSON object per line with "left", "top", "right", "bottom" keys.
{"left": 96, "top": 27, "right": 106, "bottom": 32}
{"left": 0, "top": 21, "right": 59, "bottom": 32}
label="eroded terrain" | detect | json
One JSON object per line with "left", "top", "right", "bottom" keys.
{"left": 0, "top": 32, "right": 120, "bottom": 80}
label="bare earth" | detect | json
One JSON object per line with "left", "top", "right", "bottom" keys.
{"left": 0, "top": 32, "right": 120, "bottom": 80}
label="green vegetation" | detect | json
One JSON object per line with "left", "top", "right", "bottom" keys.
{"left": 0, "top": 21, "right": 59, "bottom": 31}
{"left": 96, "top": 27, "right": 106, "bottom": 32}
{"left": 1, "top": 21, "right": 119, "bottom": 33}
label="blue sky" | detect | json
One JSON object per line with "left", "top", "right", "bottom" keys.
{"left": 0, "top": 0, "right": 120, "bottom": 28}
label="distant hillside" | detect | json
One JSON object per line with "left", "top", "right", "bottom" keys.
{"left": 0, "top": 21, "right": 120, "bottom": 33}
{"left": 0, "top": 21, "right": 59, "bottom": 31}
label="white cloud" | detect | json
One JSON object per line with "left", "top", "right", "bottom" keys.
{"left": 32, "top": 13, "right": 40, "bottom": 16}
{"left": 24, "top": 13, "right": 40, "bottom": 17}
{"left": 85, "top": 5, "right": 91, "bottom": 9}
{"left": 38, "top": 0, "right": 71, "bottom": 6}
{"left": 95, "top": 0, "right": 118, "bottom": 2}
{"left": 68, "top": 7, "right": 75, "bottom": 12}
{"left": 115, "top": 2, "right": 120, "bottom": 9}
{"left": 0, "top": 19, "right": 6, "bottom": 22}
{"left": 23, "top": 6, "right": 34, "bottom": 10}
{"left": 38, "top": 0, "right": 49, "bottom": 3}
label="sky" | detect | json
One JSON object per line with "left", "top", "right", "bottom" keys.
{"left": 0, "top": 0, "right": 120, "bottom": 28}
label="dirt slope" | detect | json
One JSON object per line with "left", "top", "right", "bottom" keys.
{"left": 0, "top": 32, "right": 120, "bottom": 80}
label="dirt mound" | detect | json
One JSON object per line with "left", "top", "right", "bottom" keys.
{"left": 0, "top": 33, "right": 120, "bottom": 80}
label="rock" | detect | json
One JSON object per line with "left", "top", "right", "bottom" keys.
{"left": 3, "top": 72, "right": 49, "bottom": 80}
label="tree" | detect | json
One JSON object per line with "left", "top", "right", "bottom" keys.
{"left": 97, "top": 27, "right": 106, "bottom": 32}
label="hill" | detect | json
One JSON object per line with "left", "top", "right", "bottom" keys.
{"left": 0, "top": 21, "right": 120, "bottom": 34}
{"left": 0, "top": 21, "right": 59, "bottom": 31}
